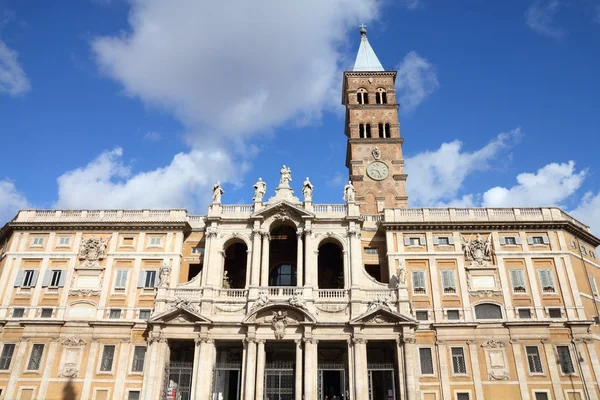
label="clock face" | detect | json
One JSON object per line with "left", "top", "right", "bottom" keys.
{"left": 366, "top": 161, "right": 389, "bottom": 181}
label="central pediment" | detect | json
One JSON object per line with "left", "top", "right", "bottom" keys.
{"left": 252, "top": 201, "right": 314, "bottom": 221}
{"left": 350, "top": 306, "right": 418, "bottom": 326}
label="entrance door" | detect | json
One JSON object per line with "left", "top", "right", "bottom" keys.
{"left": 367, "top": 368, "right": 396, "bottom": 400}
{"left": 264, "top": 362, "right": 294, "bottom": 400}
{"left": 318, "top": 368, "right": 345, "bottom": 400}
{"left": 212, "top": 365, "right": 241, "bottom": 400}
{"left": 164, "top": 362, "right": 194, "bottom": 400}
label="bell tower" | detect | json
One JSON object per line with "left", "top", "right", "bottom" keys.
{"left": 343, "top": 25, "right": 408, "bottom": 213}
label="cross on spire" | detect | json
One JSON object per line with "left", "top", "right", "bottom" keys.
{"left": 359, "top": 23, "right": 367, "bottom": 35}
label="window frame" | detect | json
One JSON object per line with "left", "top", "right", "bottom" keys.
{"left": 473, "top": 303, "right": 503, "bottom": 321}
{"left": 525, "top": 345, "right": 544, "bottom": 375}
{"left": 57, "top": 236, "right": 72, "bottom": 248}
{"left": 547, "top": 307, "right": 563, "bottom": 319}
{"left": 25, "top": 343, "right": 45, "bottom": 372}
{"left": 531, "top": 390, "right": 551, "bottom": 400}
{"left": 21, "top": 269, "right": 37, "bottom": 288}
{"left": 587, "top": 274, "right": 599, "bottom": 298}
{"left": 191, "top": 247, "right": 204, "bottom": 255}
{"left": 411, "top": 270, "right": 427, "bottom": 295}
{"left": 517, "top": 308, "right": 532, "bottom": 319}
{"left": 537, "top": 269, "right": 557, "bottom": 295}
{"left": 455, "top": 391, "right": 472, "bottom": 400}
{"left": 114, "top": 269, "right": 129, "bottom": 291}
{"left": 509, "top": 269, "right": 528, "bottom": 295}
{"left": 555, "top": 345, "right": 576, "bottom": 375}
{"left": 108, "top": 309, "right": 122, "bottom": 320}
{"left": 418, "top": 346, "right": 436, "bottom": 376}
{"left": 40, "top": 308, "right": 53, "bottom": 318}
{"left": 12, "top": 308, "right": 25, "bottom": 318}
{"left": 0, "top": 343, "right": 16, "bottom": 371}
{"left": 364, "top": 247, "right": 378, "bottom": 255}
{"left": 415, "top": 310, "right": 429, "bottom": 321}
{"left": 126, "top": 390, "right": 142, "bottom": 400}
{"left": 147, "top": 236, "right": 163, "bottom": 248}
{"left": 138, "top": 309, "right": 152, "bottom": 320}
{"left": 120, "top": 235, "right": 136, "bottom": 248}
{"left": 130, "top": 346, "right": 146, "bottom": 374}
{"left": 450, "top": 346, "right": 468, "bottom": 376}
{"left": 446, "top": 309, "right": 461, "bottom": 321}
{"left": 98, "top": 344, "right": 117, "bottom": 374}
{"left": 440, "top": 269, "right": 458, "bottom": 295}
{"left": 30, "top": 236, "right": 45, "bottom": 248}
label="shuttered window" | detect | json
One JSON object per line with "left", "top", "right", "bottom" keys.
{"left": 588, "top": 274, "right": 599, "bottom": 297}
{"left": 537, "top": 269, "right": 556, "bottom": 293}
{"left": 441, "top": 270, "right": 457, "bottom": 294}
{"left": 412, "top": 271, "right": 426, "bottom": 295}
{"left": 419, "top": 348, "right": 434, "bottom": 375}
{"left": 41, "top": 269, "right": 66, "bottom": 288}
{"left": 115, "top": 270, "right": 129, "bottom": 289}
{"left": 509, "top": 269, "right": 526, "bottom": 293}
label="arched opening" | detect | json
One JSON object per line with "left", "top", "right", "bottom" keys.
{"left": 474, "top": 303, "right": 503, "bottom": 320}
{"left": 359, "top": 124, "right": 366, "bottom": 138}
{"left": 269, "top": 225, "right": 297, "bottom": 286}
{"left": 378, "top": 123, "right": 384, "bottom": 138}
{"left": 357, "top": 88, "right": 368, "bottom": 104}
{"left": 384, "top": 123, "right": 391, "bottom": 138}
{"left": 365, "top": 124, "right": 372, "bottom": 138}
{"left": 318, "top": 242, "right": 344, "bottom": 288}
{"left": 376, "top": 88, "right": 387, "bottom": 104}
{"left": 223, "top": 242, "right": 247, "bottom": 288}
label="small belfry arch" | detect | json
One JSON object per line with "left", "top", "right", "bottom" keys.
{"left": 375, "top": 87, "right": 387, "bottom": 104}
{"left": 357, "top": 87, "right": 369, "bottom": 104}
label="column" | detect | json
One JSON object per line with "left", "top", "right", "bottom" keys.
{"left": 295, "top": 339, "right": 303, "bottom": 400}
{"left": 250, "top": 229, "right": 262, "bottom": 286}
{"left": 510, "top": 340, "right": 531, "bottom": 400}
{"left": 152, "top": 339, "right": 169, "bottom": 400}
{"left": 140, "top": 339, "right": 158, "bottom": 400}
{"left": 396, "top": 339, "right": 406, "bottom": 400}
{"left": 403, "top": 338, "right": 418, "bottom": 400}
{"left": 191, "top": 338, "right": 202, "bottom": 399}
{"left": 542, "top": 339, "right": 565, "bottom": 400}
{"left": 436, "top": 341, "right": 451, "bottom": 400}
{"left": 255, "top": 340, "right": 266, "bottom": 400}
{"left": 240, "top": 340, "right": 247, "bottom": 400}
{"left": 4, "top": 339, "right": 30, "bottom": 400}
{"left": 304, "top": 338, "right": 318, "bottom": 400}
{"left": 296, "top": 231, "right": 304, "bottom": 287}
{"left": 467, "top": 341, "right": 484, "bottom": 400}
{"left": 113, "top": 339, "right": 132, "bottom": 400}
{"left": 573, "top": 339, "right": 599, "bottom": 400}
{"left": 304, "top": 229, "right": 315, "bottom": 287}
{"left": 348, "top": 229, "right": 361, "bottom": 288}
{"left": 37, "top": 339, "right": 59, "bottom": 399}
{"left": 81, "top": 340, "right": 101, "bottom": 400}
{"left": 524, "top": 256, "right": 544, "bottom": 319}
{"left": 244, "top": 339, "right": 258, "bottom": 400}
{"left": 198, "top": 339, "right": 216, "bottom": 400}
{"left": 260, "top": 235, "right": 270, "bottom": 286}
{"left": 352, "top": 338, "right": 368, "bottom": 400}
{"left": 347, "top": 339, "right": 355, "bottom": 400}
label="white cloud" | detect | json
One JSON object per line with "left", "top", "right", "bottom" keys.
{"left": 395, "top": 51, "right": 438, "bottom": 113}
{"left": 572, "top": 191, "right": 600, "bottom": 235}
{"left": 400, "top": 0, "right": 421, "bottom": 10}
{"left": 91, "top": 0, "right": 380, "bottom": 145}
{"left": 405, "top": 128, "right": 520, "bottom": 206}
{"left": 0, "top": 40, "right": 31, "bottom": 96}
{"left": 55, "top": 147, "right": 242, "bottom": 211}
{"left": 481, "top": 161, "right": 585, "bottom": 207}
{"left": 0, "top": 180, "right": 29, "bottom": 224}
{"left": 525, "top": 0, "right": 564, "bottom": 39}
{"left": 327, "top": 172, "right": 345, "bottom": 188}
{"left": 144, "top": 131, "right": 161, "bottom": 141}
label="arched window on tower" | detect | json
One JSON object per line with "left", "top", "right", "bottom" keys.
{"left": 378, "top": 123, "right": 384, "bottom": 138}
{"left": 384, "top": 123, "right": 391, "bottom": 138}
{"left": 365, "top": 124, "right": 372, "bottom": 138}
{"left": 376, "top": 88, "right": 387, "bottom": 104}
{"left": 357, "top": 88, "right": 368, "bottom": 104}
{"left": 359, "top": 124, "right": 366, "bottom": 138}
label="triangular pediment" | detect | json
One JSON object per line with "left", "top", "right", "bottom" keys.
{"left": 149, "top": 305, "right": 212, "bottom": 325}
{"left": 252, "top": 201, "right": 314, "bottom": 219}
{"left": 350, "top": 306, "right": 417, "bottom": 325}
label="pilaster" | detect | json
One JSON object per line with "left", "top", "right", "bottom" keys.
{"left": 37, "top": 338, "right": 59, "bottom": 399}
{"left": 81, "top": 339, "right": 101, "bottom": 400}
{"left": 403, "top": 337, "right": 419, "bottom": 400}
{"left": 352, "top": 337, "right": 368, "bottom": 400}
{"left": 436, "top": 340, "right": 451, "bottom": 400}
{"left": 113, "top": 339, "right": 131, "bottom": 400}
{"left": 573, "top": 339, "right": 599, "bottom": 400}
{"left": 303, "top": 337, "right": 318, "bottom": 400}
{"left": 260, "top": 235, "right": 270, "bottom": 286}
{"left": 467, "top": 340, "right": 484, "bottom": 400}
{"left": 542, "top": 340, "right": 565, "bottom": 400}
{"left": 510, "top": 340, "right": 530, "bottom": 400}
{"left": 244, "top": 338, "right": 258, "bottom": 400}
{"left": 255, "top": 340, "right": 266, "bottom": 400}
{"left": 4, "top": 339, "right": 29, "bottom": 400}
{"left": 295, "top": 339, "right": 303, "bottom": 400}
{"left": 297, "top": 230, "right": 304, "bottom": 287}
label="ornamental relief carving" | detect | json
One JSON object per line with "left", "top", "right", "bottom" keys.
{"left": 468, "top": 289, "right": 503, "bottom": 298}
{"left": 482, "top": 340, "right": 506, "bottom": 348}
{"left": 61, "top": 336, "right": 87, "bottom": 346}
{"left": 69, "top": 289, "right": 101, "bottom": 297}
{"left": 461, "top": 234, "right": 494, "bottom": 268}
{"left": 78, "top": 237, "right": 109, "bottom": 268}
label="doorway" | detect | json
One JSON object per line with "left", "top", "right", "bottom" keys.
{"left": 318, "top": 367, "right": 345, "bottom": 400}
{"left": 368, "top": 369, "right": 396, "bottom": 400}
{"left": 212, "top": 343, "right": 242, "bottom": 400}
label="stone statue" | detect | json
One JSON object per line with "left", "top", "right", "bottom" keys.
{"left": 397, "top": 267, "right": 406, "bottom": 285}
{"left": 289, "top": 293, "right": 308, "bottom": 310}
{"left": 271, "top": 311, "right": 288, "bottom": 339}
{"left": 343, "top": 181, "right": 356, "bottom": 203}
{"left": 212, "top": 181, "right": 224, "bottom": 204}
{"left": 302, "top": 177, "right": 314, "bottom": 202}
{"left": 279, "top": 165, "right": 292, "bottom": 187}
{"left": 253, "top": 178, "right": 267, "bottom": 202}
{"left": 462, "top": 234, "right": 493, "bottom": 267}
{"left": 222, "top": 270, "right": 231, "bottom": 289}
{"left": 250, "top": 291, "right": 270, "bottom": 312}
{"left": 78, "top": 237, "right": 110, "bottom": 268}
{"left": 158, "top": 264, "right": 171, "bottom": 287}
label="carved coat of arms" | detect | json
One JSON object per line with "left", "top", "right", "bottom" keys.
{"left": 462, "top": 234, "right": 493, "bottom": 267}
{"left": 78, "top": 237, "right": 109, "bottom": 268}
{"left": 271, "top": 311, "right": 289, "bottom": 340}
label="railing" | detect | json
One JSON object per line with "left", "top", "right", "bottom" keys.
{"left": 314, "top": 204, "right": 347, "bottom": 214}
{"left": 262, "top": 287, "right": 301, "bottom": 297}
{"left": 222, "top": 205, "right": 254, "bottom": 214}
{"left": 16, "top": 209, "right": 188, "bottom": 222}
{"left": 363, "top": 214, "right": 383, "bottom": 222}
{"left": 171, "top": 288, "right": 203, "bottom": 301}
{"left": 216, "top": 289, "right": 248, "bottom": 299}
{"left": 364, "top": 289, "right": 397, "bottom": 301}
{"left": 316, "top": 289, "right": 348, "bottom": 300}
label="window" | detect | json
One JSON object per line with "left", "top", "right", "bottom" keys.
{"left": 57, "top": 236, "right": 71, "bottom": 247}
{"left": 591, "top": 251, "right": 596, "bottom": 259}
{"left": 139, "top": 309, "right": 152, "bottom": 320}
{"left": 548, "top": 308, "right": 562, "bottom": 318}
{"left": 556, "top": 345, "right": 575, "bottom": 374}
{"left": 27, "top": 344, "right": 44, "bottom": 370}
{"left": 16, "top": 269, "right": 39, "bottom": 288}
{"left": 419, "top": 348, "right": 434, "bottom": 375}
{"left": 364, "top": 248, "right": 378, "bottom": 255}
{"left": 42, "top": 269, "right": 65, "bottom": 288}
{"left": 12, "top": 308, "right": 25, "bottom": 318}
{"left": 121, "top": 236, "right": 135, "bottom": 247}
{"left": 128, "top": 391, "right": 141, "bottom": 400}
{"left": 100, "top": 345, "right": 116, "bottom": 372}
{"left": 580, "top": 245, "right": 588, "bottom": 255}
{"left": 378, "top": 123, "right": 384, "bottom": 138}
{"left": 500, "top": 236, "right": 519, "bottom": 245}
{"left": 412, "top": 271, "right": 426, "bottom": 295}
{"left": 528, "top": 236, "right": 548, "bottom": 245}
{"left": 356, "top": 88, "right": 368, "bottom": 104}
{"left": 537, "top": 269, "right": 556, "bottom": 294}
{"left": 474, "top": 303, "right": 502, "bottom": 320}
{"left": 115, "top": 270, "right": 129, "bottom": 289}
{"left": 384, "top": 123, "right": 391, "bottom": 138}
{"left": 131, "top": 346, "right": 146, "bottom": 372}
{"left": 109, "top": 309, "right": 122, "bottom": 319}
{"left": 534, "top": 393, "right": 549, "bottom": 400}
{"left": 518, "top": 309, "right": 532, "bottom": 319}
{"left": 365, "top": 124, "right": 371, "bottom": 138}
{"left": 191, "top": 247, "right": 204, "bottom": 255}
{"left": 405, "top": 236, "right": 424, "bottom": 246}
{"left": 441, "top": 270, "right": 457, "bottom": 294}
{"left": 456, "top": 394, "right": 470, "bottom": 400}
{"left": 269, "top": 264, "right": 297, "bottom": 286}
{"left": 570, "top": 239, "right": 576, "bottom": 248}
{"left": 588, "top": 274, "right": 599, "bottom": 297}
{"left": 447, "top": 310, "right": 460, "bottom": 320}
{"left": 138, "top": 270, "right": 157, "bottom": 288}
{"left": 451, "top": 347, "right": 467, "bottom": 374}
{"left": 375, "top": 88, "right": 387, "bottom": 104}
{"left": 0, "top": 344, "right": 15, "bottom": 370}
{"left": 510, "top": 269, "right": 527, "bottom": 294}
{"left": 40, "top": 308, "right": 53, "bottom": 318}
{"left": 415, "top": 311, "right": 428, "bottom": 321}
{"left": 526, "top": 346, "right": 543, "bottom": 374}
{"left": 31, "top": 237, "right": 45, "bottom": 247}
{"left": 148, "top": 236, "right": 162, "bottom": 247}
{"left": 436, "top": 236, "right": 452, "bottom": 246}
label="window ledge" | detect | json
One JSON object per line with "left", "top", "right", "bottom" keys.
{"left": 501, "top": 244, "right": 520, "bottom": 248}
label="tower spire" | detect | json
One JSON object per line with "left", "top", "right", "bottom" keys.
{"left": 352, "top": 24, "right": 384, "bottom": 72}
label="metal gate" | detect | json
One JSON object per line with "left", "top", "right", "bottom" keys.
{"left": 164, "top": 362, "right": 194, "bottom": 400}
{"left": 264, "top": 361, "right": 294, "bottom": 400}
{"left": 212, "top": 362, "right": 242, "bottom": 400}
{"left": 367, "top": 363, "right": 396, "bottom": 400}
{"left": 318, "top": 363, "right": 347, "bottom": 400}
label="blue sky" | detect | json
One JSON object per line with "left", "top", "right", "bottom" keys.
{"left": 1, "top": 0, "right": 600, "bottom": 231}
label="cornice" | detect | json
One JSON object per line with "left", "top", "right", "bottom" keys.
{"left": 344, "top": 71, "right": 397, "bottom": 77}
{"left": 9, "top": 221, "right": 191, "bottom": 232}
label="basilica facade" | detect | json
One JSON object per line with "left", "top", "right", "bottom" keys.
{"left": 1, "top": 29, "right": 600, "bottom": 400}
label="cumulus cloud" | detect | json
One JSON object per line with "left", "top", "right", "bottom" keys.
{"left": 55, "top": 147, "right": 242, "bottom": 211}
{"left": 525, "top": 0, "right": 564, "bottom": 39}
{"left": 405, "top": 128, "right": 521, "bottom": 206}
{"left": 572, "top": 191, "right": 600, "bottom": 235}
{"left": 0, "top": 40, "right": 31, "bottom": 96}
{"left": 482, "top": 161, "right": 586, "bottom": 207}
{"left": 0, "top": 180, "right": 29, "bottom": 224}
{"left": 144, "top": 131, "right": 161, "bottom": 141}
{"left": 400, "top": 0, "right": 421, "bottom": 10}
{"left": 395, "top": 51, "right": 438, "bottom": 113}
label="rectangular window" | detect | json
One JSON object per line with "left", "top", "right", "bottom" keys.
{"left": 100, "top": 345, "right": 116, "bottom": 372}
{"left": 556, "top": 345, "right": 575, "bottom": 374}
{"left": 12, "top": 308, "right": 25, "bottom": 318}
{"left": 191, "top": 247, "right": 205, "bottom": 255}
{"left": 447, "top": 310, "right": 460, "bottom": 320}
{"left": 588, "top": 274, "right": 599, "bottom": 297}
{"left": 451, "top": 347, "right": 467, "bottom": 374}
{"left": 437, "top": 236, "right": 450, "bottom": 245}
{"left": 131, "top": 346, "right": 146, "bottom": 372}
{"left": 109, "top": 309, "right": 122, "bottom": 319}
{"left": 591, "top": 251, "right": 596, "bottom": 259}
{"left": 40, "top": 308, "right": 53, "bottom": 318}
{"left": 510, "top": 269, "right": 527, "bottom": 293}
{"left": 518, "top": 309, "right": 532, "bottom": 319}
{"left": 49, "top": 270, "right": 63, "bottom": 287}
{"left": 121, "top": 236, "right": 135, "bottom": 247}
{"left": 548, "top": 308, "right": 562, "bottom": 318}
{"left": 128, "top": 391, "right": 141, "bottom": 400}
{"left": 412, "top": 271, "right": 426, "bottom": 294}
{"left": 580, "top": 245, "right": 588, "bottom": 255}
{"left": 22, "top": 270, "right": 37, "bottom": 287}
{"left": 504, "top": 236, "right": 517, "bottom": 245}
{"left": 457, "top": 394, "right": 470, "bottom": 400}
{"left": 0, "top": 344, "right": 16, "bottom": 370}
{"left": 419, "top": 348, "right": 434, "bottom": 375}
{"left": 144, "top": 271, "right": 156, "bottom": 288}
{"left": 526, "top": 346, "right": 543, "bottom": 373}
{"left": 415, "top": 311, "right": 428, "bottom": 321}
{"left": 27, "top": 344, "right": 44, "bottom": 370}
{"left": 534, "top": 393, "right": 549, "bottom": 400}
{"left": 57, "top": 236, "right": 71, "bottom": 247}
{"left": 531, "top": 236, "right": 545, "bottom": 245}
{"left": 31, "top": 237, "right": 45, "bottom": 247}
{"left": 115, "top": 270, "right": 129, "bottom": 289}
{"left": 139, "top": 309, "right": 152, "bottom": 320}
{"left": 148, "top": 236, "right": 162, "bottom": 247}
{"left": 409, "top": 237, "right": 420, "bottom": 246}
{"left": 364, "top": 247, "right": 378, "bottom": 255}
{"left": 441, "top": 270, "right": 457, "bottom": 294}
{"left": 537, "top": 269, "right": 556, "bottom": 293}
